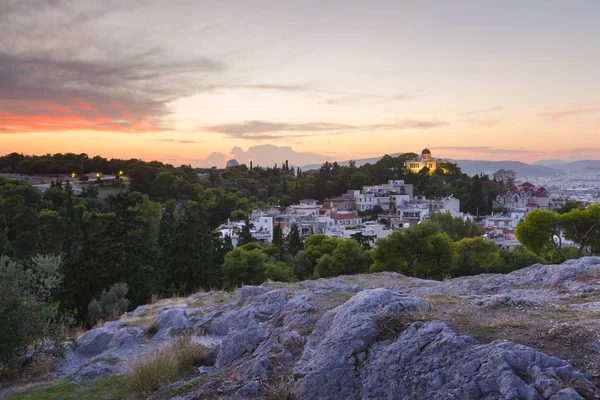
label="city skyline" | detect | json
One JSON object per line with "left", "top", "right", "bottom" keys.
{"left": 1, "top": 0, "right": 599, "bottom": 167}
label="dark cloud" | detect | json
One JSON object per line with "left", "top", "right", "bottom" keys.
{"left": 538, "top": 107, "right": 600, "bottom": 121}
{"left": 460, "top": 106, "right": 505, "bottom": 116}
{"left": 436, "top": 146, "right": 539, "bottom": 155}
{"left": 0, "top": 0, "right": 226, "bottom": 134}
{"left": 204, "top": 119, "right": 447, "bottom": 140}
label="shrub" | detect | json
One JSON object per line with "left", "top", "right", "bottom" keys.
{"left": 87, "top": 282, "right": 130, "bottom": 325}
{"left": 0, "top": 255, "right": 73, "bottom": 369}
{"left": 124, "top": 338, "right": 209, "bottom": 398}
{"left": 265, "top": 261, "right": 297, "bottom": 283}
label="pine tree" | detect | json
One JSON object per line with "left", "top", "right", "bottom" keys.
{"left": 285, "top": 223, "right": 303, "bottom": 255}
{"left": 239, "top": 215, "right": 255, "bottom": 245}
{"left": 272, "top": 223, "right": 285, "bottom": 260}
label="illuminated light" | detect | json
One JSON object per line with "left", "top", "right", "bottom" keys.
{"left": 96, "top": 173, "right": 101, "bottom": 179}
{"left": 71, "top": 172, "right": 76, "bottom": 178}
{"left": 119, "top": 170, "right": 124, "bottom": 176}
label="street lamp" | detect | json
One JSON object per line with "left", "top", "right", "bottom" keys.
{"left": 71, "top": 172, "right": 76, "bottom": 179}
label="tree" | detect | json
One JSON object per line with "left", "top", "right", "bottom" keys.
{"left": 159, "top": 200, "right": 221, "bottom": 294}
{"left": 516, "top": 210, "right": 564, "bottom": 256}
{"left": 285, "top": 223, "right": 303, "bottom": 255}
{"left": 87, "top": 282, "right": 130, "bottom": 325}
{"left": 487, "top": 246, "right": 545, "bottom": 274}
{"left": 0, "top": 255, "right": 73, "bottom": 368}
{"left": 222, "top": 244, "right": 268, "bottom": 288}
{"left": 272, "top": 223, "right": 285, "bottom": 260}
{"left": 561, "top": 205, "right": 600, "bottom": 257}
{"left": 265, "top": 261, "right": 297, "bottom": 282}
{"left": 455, "top": 237, "right": 500, "bottom": 276}
{"left": 304, "top": 234, "right": 338, "bottom": 265}
{"left": 284, "top": 251, "right": 313, "bottom": 280}
{"left": 314, "top": 239, "right": 371, "bottom": 278}
{"left": 556, "top": 201, "right": 581, "bottom": 214}
{"left": 429, "top": 212, "right": 483, "bottom": 242}
{"left": 350, "top": 232, "right": 376, "bottom": 250}
{"left": 371, "top": 222, "right": 457, "bottom": 279}
{"left": 238, "top": 215, "right": 255, "bottom": 246}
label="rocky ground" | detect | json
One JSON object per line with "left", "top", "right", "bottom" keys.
{"left": 5, "top": 257, "right": 600, "bottom": 399}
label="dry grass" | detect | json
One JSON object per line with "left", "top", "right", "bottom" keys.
{"left": 150, "top": 293, "right": 162, "bottom": 304}
{"left": 145, "top": 319, "right": 159, "bottom": 337}
{"left": 261, "top": 377, "right": 294, "bottom": 400}
{"left": 75, "top": 324, "right": 87, "bottom": 337}
{"left": 124, "top": 338, "right": 210, "bottom": 399}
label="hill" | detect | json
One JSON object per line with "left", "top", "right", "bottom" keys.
{"left": 303, "top": 154, "right": 564, "bottom": 177}
{"left": 7, "top": 257, "right": 600, "bottom": 399}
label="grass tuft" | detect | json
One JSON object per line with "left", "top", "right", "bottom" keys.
{"left": 145, "top": 319, "right": 159, "bottom": 337}
{"left": 124, "top": 338, "right": 210, "bottom": 399}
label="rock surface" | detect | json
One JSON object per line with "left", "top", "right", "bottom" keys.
{"left": 51, "top": 256, "right": 600, "bottom": 399}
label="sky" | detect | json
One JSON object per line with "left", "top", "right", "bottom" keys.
{"left": 1, "top": 0, "right": 599, "bottom": 167}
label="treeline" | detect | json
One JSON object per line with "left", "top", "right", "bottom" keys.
{"left": 1, "top": 152, "right": 504, "bottom": 215}
{"left": 0, "top": 152, "right": 513, "bottom": 328}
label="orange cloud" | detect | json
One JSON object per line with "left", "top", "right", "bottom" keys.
{"left": 0, "top": 107, "right": 156, "bottom": 134}
{"left": 69, "top": 97, "right": 96, "bottom": 111}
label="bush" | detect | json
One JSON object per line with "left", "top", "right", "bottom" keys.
{"left": 0, "top": 255, "right": 73, "bottom": 369}
{"left": 315, "top": 239, "right": 372, "bottom": 278}
{"left": 125, "top": 338, "right": 209, "bottom": 398}
{"left": 265, "top": 261, "right": 297, "bottom": 283}
{"left": 87, "top": 282, "right": 130, "bottom": 325}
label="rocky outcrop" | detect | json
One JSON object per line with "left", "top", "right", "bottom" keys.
{"left": 53, "top": 257, "right": 600, "bottom": 399}
{"left": 295, "top": 320, "right": 595, "bottom": 399}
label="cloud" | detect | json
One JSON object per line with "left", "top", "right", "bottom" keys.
{"left": 538, "top": 107, "right": 600, "bottom": 121}
{"left": 460, "top": 106, "right": 505, "bottom": 116}
{"left": 436, "top": 146, "right": 540, "bottom": 155}
{"left": 204, "top": 119, "right": 447, "bottom": 140}
{"left": 319, "top": 91, "right": 420, "bottom": 106}
{"left": 0, "top": 1, "right": 227, "bottom": 134}
{"left": 153, "top": 139, "right": 202, "bottom": 144}
{"left": 475, "top": 120, "right": 499, "bottom": 127}
{"left": 192, "top": 145, "right": 330, "bottom": 168}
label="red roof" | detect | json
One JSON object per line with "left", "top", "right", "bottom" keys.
{"left": 521, "top": 182, "right": 535, "bottom": 188}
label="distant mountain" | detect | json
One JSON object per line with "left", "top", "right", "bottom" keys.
{"left": 547, "top": 160, "right": 600, "bottom": 171}
{"left": 302, "top": 154, "right": 564, "bottom": 177}
{"left": 449, "top": 160, "right": 563, "bottom": 177}
{"left": 533, "top": 159, "right": 567, "bottom": 167}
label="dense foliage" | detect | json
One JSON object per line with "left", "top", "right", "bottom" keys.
{"left": 0, "top": 255, "right": 73, "bottom": 369}
{"left": 516, "top": 206, "right": 600, "bottom": 259}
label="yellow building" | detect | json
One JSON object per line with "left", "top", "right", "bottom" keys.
{"left": 406, "top": 148, "right": 438, "bottom": 173}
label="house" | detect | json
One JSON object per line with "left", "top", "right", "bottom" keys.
{"left": 323, "top": 196, "right": 355, "bottom": 211}
{"left": 330, "top": 211, "right": 362, "bottom": 227}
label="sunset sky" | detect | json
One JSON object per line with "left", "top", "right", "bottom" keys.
{"left": 1, "top": 0, "right": 599, "bottom": 167}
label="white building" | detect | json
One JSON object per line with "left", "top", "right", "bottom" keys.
{"left": 405, "top": 148, "right": 440, "bottom": 174}
{"left": 217, "top": 215, "right": 274, "bottom": 247}
{"left": 485, "top": 212, "right": 524, "bottom": 230}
